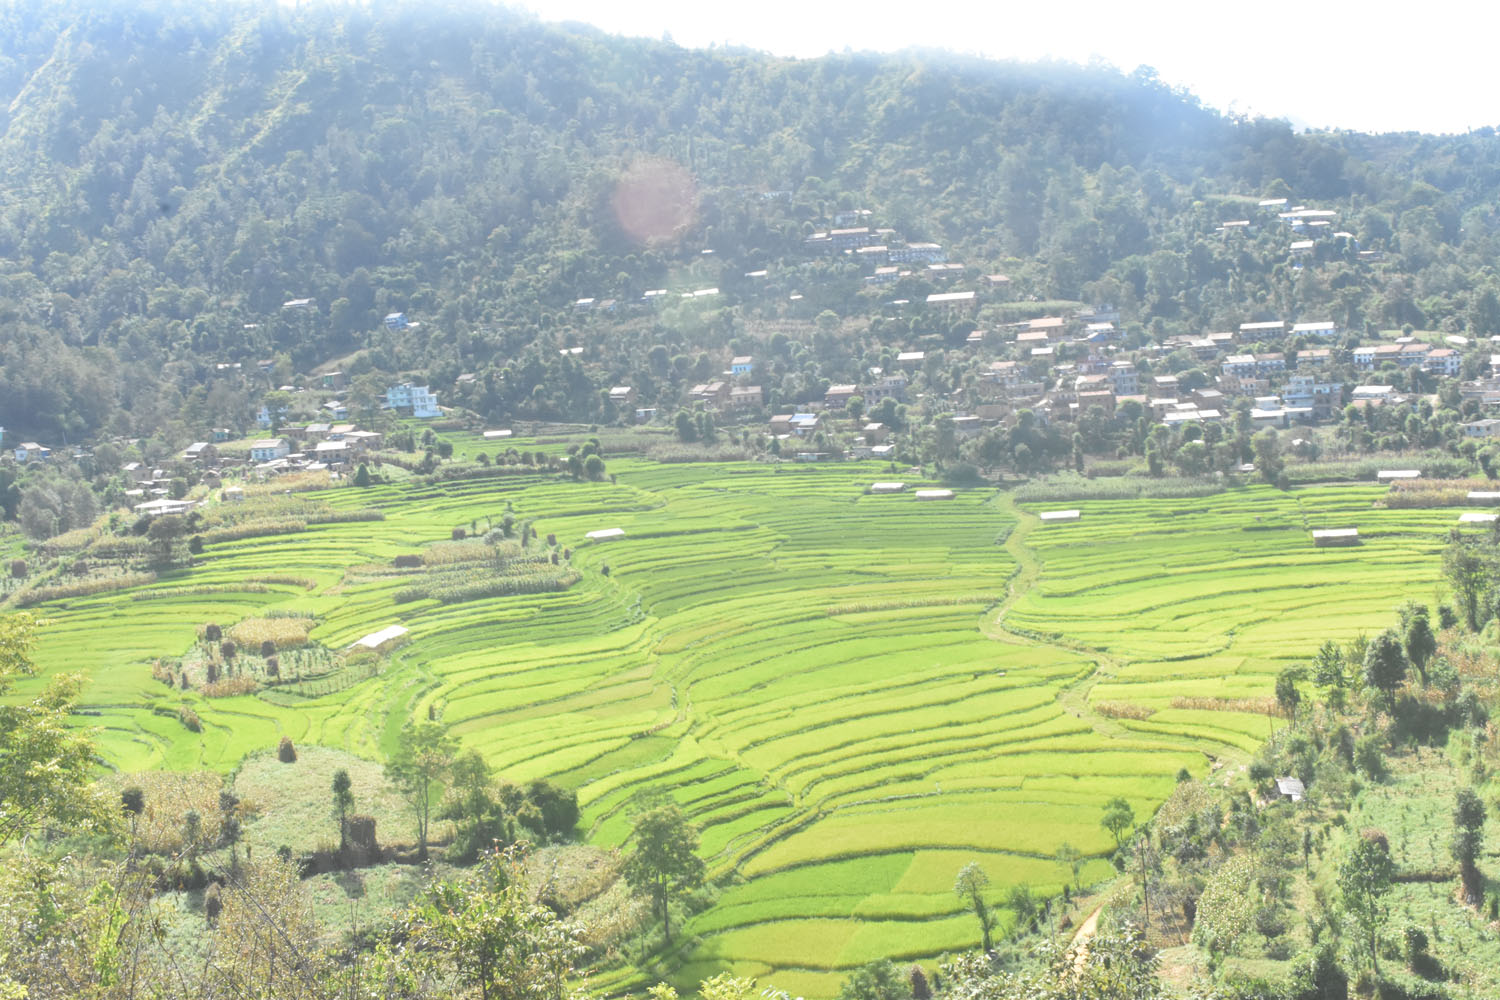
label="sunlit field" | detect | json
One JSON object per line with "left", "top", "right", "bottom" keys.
{"left": 15, "top": 449, "right": 1461, "bottom": 993}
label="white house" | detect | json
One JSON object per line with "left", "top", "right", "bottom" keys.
{"left": 250, "top": 438, "right": 290, "bottom": 462}
{"left": 385, "top": 384, "right": 440, "bottom": 418}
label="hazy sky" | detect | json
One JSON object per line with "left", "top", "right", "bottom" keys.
{"left": 518, "top": 0, "right": 1499, "bottom": 135}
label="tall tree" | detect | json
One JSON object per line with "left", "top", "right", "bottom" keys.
{"left": 1362, "top": 629, "right": 1408, "bottom": 709}
{"left": 1101, "top": 796, "right": 1135, "bottom": 851}
{"left": 1443, "top": 540, "right": 1489, "bottom": 632}
{"left": 1402, "top": 604, "right": 1437, "bottom": 686}
{"left": 331, "top": 768, "right": 354, "bottom": 855}
{"left": 1338, "top": 831, "right": 1394, "bottom": 974}
{"left": 385, "top": 721, "right": 458, "bottom": 860}
{"left": 953, "top": 862, "right": 997, "bottom": 953}
{"left": 1451, "top": 787, "right": 1486, "bottom": 905}
{"left": 623, "top": 802, "right": 705, "bottom": 946}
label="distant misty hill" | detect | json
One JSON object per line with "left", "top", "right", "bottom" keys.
{"left": 1, "top": 0, "right": 1497, "bottom": 441}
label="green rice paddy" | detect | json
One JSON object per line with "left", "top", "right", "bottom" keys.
{"left": 11, "top": 454, "right": 1462, "bottom": 994}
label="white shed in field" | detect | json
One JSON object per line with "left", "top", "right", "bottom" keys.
{"left": 586, "top": 528, "right": 626, "bottom": 541}
{"left": 870, "top": 482, "right": 907, "bottom": 494}
{"left": 914, "top": 489, "right": 954, "bottom": 501}
{"left": 1468, "top": 491, "right": 1500, "bottom": 504}
{"left": 1377, "top": 470, "right": 1420, "bottom": 481}
{"left": 1039, "top": 510, "right": 1081, "bottom": 524}
{"left": 1312, "top": 528, "right": 1359, "bottom": 547}
{"left": 1459, "top": 512, "right": 1498, "bottom": 524}
{"left": 483, "top": 429, "right": 513, "bottom": 440}
{"left": 350, "top": 625, "right": 409, "bottom": 653}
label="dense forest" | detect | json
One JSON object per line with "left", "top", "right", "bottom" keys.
{"left": 4, "top": 0, "right": 1500, "bottom": 450}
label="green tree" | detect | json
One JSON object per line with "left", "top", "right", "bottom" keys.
{"left": 332, "top": 768, "right": 354, "bottom": 855}
{"left": 1451, "top": 786, "right": 1486, "bottom": 905}
{"left": 526, "top": 779, "right": 579, "bottom": 837}
{"left": 953, "top": 861, "right": 997, "bottom": 952}
{"left": 1101, "top": 796, "right": 1135, "bottom": 851}
{"left": 836, "top": 959, "right": 909, "bottom": 1000}
{"left": 385, "top": 721, "right": 458, "bottom": 860}
{"left": 1275, "top": 666, "right": 1303, "bottom": 719}
{"left": 1362, "top": 629, "right": 1408, "bottom": 709}
{"left": 1313, "top": 638, "right": 1348, "bottom": 708}
{"left": 405, "top": 849, "right": 582, "bottom": 1000}
{"left": 1056, "top": 841, "right": 1084, "bottom": 892}
{"left": 1443, "top": 540, "right": 1489, "bottom": 631}
{"left": 353, "top": 463, "right": 372, "bottom": 487}
{"left": 0, "top": 613, "right": 105, "bottom": 847}
{"left": 1007, "top": 882, "right": 1040, "bottom": 933}
{"left": 442, "top": 750, "right": 517, "bottom": 864}
{"left": 622, "top": 802, "right": 705, "bottom": 945}
{"left": 1338, "top": 831, "right": 1394, "bottom": 974}
{"left": 1402, "top": 604, "right": 1437, "bottom": 685}
{"left": 1252, "top": 428, "right": 1284, "bottom": 485}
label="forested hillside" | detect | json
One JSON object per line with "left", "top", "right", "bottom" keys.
{"left": 3, "top": 0, "right": 1499, "bottom": 446}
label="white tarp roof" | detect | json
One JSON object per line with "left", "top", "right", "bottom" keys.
{"left": 586, "top": 528, "right": 625, "bottom": 541}
{"left": 351, "top": 625, "right": 409, "bottom": 650}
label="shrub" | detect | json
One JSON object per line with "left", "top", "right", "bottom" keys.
{"left": 204, "top": 882, "right": 222, "bottom": 925}
{"left": 345, "top": 814, "right": 378, "bottom": 851}
{"left": 220, "top": 640, "right": 237, "bottom": 661}
{"left": 909, "top": 966, "right": 930, "bottom": 1000}
{"left": 202, "top": 676, "right": 258, "bottom": 698}
{"left": 393, "top": 554, "right": 423, "bottom": 568}
{"left": 179, "top": 706, "right": 202, "bottom": 732}
{"left": 265, "top": 656, "right": 279, "bottom": 678}
{"left": 277, "top": 736, "right": 297, "bottom": 763}
{"left": 1354, "top": 735, "right": 1386, "bottom": 779}
{"left": 8, "top": 559, "right": 25, "bottom": 579}
{"left": 451, "top": 526, "right": 466, "bottom": 540}
{"left": 392, "top": 568, "right": 580, "bottom": 604}
{"left": 204, "top": 623, "right": 222, "bottom": 643}
{"left": 12, "top": 571, "right": 157, "bottom": 607}
{"left": 1403, "top": 925, "right": 1429, "bottom": 966}
{"left": 1093, "top": 701, "right": 1154, "bottom": 720}
{"left": 260, "top": 639, "right": 276, "bottom": 658}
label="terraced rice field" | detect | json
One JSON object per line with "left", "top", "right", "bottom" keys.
{"left": 1009, "top": 483, "right": 1451, "bottom": 757}
{"left": 11, "top": 457, "right": 1462, "bottom": 995}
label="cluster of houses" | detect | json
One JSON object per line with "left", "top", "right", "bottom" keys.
{"left": 245, "top": 423, "right": 384, "bottom": 475}
{"left": 1215, "top": 199, "right": 1380, "bottom": 266}
{"left": 700, "top": 300, "right": 1500, "bottom": 455}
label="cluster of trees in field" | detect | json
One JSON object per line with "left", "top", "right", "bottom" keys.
{"left": 0, "top": 608, "right": 712, "bottom": 998}
{"left": 7, "top": 0, "right": 1500, "bottom": 452}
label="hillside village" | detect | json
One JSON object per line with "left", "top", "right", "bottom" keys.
{"left": 7, "top": 189, "right": 1500, "bottom": 494}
